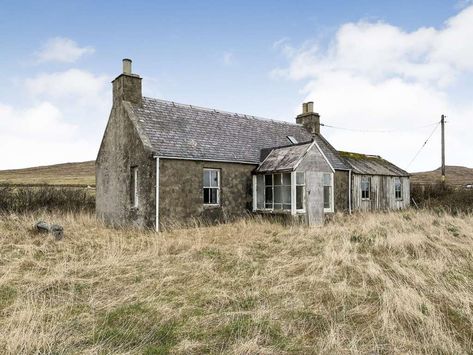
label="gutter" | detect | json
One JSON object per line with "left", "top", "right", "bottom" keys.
{"left": 348, "top": 169, "right": 352, "bottom": 214}
{"left": 154, "top": 156, "right": 160, "bottom": 232}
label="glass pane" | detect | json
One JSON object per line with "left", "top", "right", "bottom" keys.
{"left": 283, "top": 173, "right": 291, "bottom": 185}
{"left": 283, "top": 204, "right": 291, "bottom": 210}
{"left": 324, "top": 186, "right": 331, "bottom": 209}
{"left": 274, "top": 186, "right": 282, "bottom": 204}
{"left": 274, "top": 203, "right": 282, "bottom": 210}
{"left": 296, "top": 172, "right": 305, "bottom": 185}
{"left": 203, "top": 188, "right": 210, "bottom": 203}
{"left": 296, "top": 186, "right": 304, "bottom": 209}
{"left": 274, "top": 174, "right": 282, "bottom": 185}
{"left": 323, "top": 173, "right": 331, "bottom": 186}
{"left": 265, "top": 187, "right": 273, "bottom": 204}
{"left": 210, "top": 188, "right": 218, "bottom": 204}
{"left": 265, "top": 174, "right": 272, "bottom": 186}
{"left": 203, "top": 170, "right": 210, "bottom": 187}
{"left": 211, "top": 171, "right": 219, "bottom": 187}
{"left": 282, "top": 186, "right": 291, "bottom": 204}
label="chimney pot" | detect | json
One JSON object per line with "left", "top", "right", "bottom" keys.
{"left": 123, "top": 58, "right": 132, "bottom": 74}
{"left": 302, "top": 103, "right": 308, "bottom": 113}
{"left": 307, "top": 101, "right": 314, "bottom": 113}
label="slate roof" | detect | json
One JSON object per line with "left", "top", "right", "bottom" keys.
{"left": 130, "top": 97, "right": 409, "bottom": 175}
{"left": 256, "top": 142, "right": 313, "bottom": 173}
{"left": 130, "top": 97, "right": 314, "bottom": 164}
{"left": 339, "top": 151, "right": 409, "bottom": 177}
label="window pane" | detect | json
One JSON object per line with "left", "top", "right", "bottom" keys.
{"left": 212, "top": 171, "right": 219, "bottom": 187}
{"left": 265, "top": 187, "right": 273, "bottom": 204}
{"left": 274, "top": 203, "right": 282, "bottom": 210}
{"left": 203, "top": 170, "right": 210, "bottom": 187}
{"left": 282, "top": 186, "right": 291, "bottom": 204}
{"left": 296, "top": 172, "right": 305, "bottom": 185}
{"left": 323, "top": 173, "right": 331, "bottom": 186}
{"left": 210, "top": 188, "right": 218, "bottom": 204}
{"left": 203, "top": 188, "right": 210, "bottom": 203}
{"left": 274, "top": 174, "right": 282, "bottom": 185}
{"left": 282, "top": 173, "right": 291, "bottom": 185}
{"left": 265, "top": 174, "right": 272, "bottom": 186}
{"left": 283, "top": 204, "right": 291, "bottom": 210}
{"left": 296, "top": 186, "right": 304, "bottom": 209}
{"left": 324, "top": 186, "right": 331, "bottom": 209}
{"left": 274, "top": 186, "right": 282, "bottom": 204}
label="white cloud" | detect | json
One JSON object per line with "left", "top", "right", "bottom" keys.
{"left": 0, "top": 68, "right": 110, "bottom": 169}
{"left": 35, "top": 37, "right": 94, "bottom": 63}
{"left": 273, "top": 5, "right": 473, "bottom": 171}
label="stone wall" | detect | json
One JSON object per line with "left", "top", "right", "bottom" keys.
{"left": 96, "top": 102, "right": 156, "bottom": 228}
{"left": 158, "top": 159, "right": 256, "bottom": 228}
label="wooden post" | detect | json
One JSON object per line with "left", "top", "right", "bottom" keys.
{"left": 441, "top": 114, "right": 446, "bottom": 183}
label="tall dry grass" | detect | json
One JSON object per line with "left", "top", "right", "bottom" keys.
{"left": 0, "top": 210, "right": 472, "bottom": 354}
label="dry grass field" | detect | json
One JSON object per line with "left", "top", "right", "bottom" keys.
{"left": 0, "top": 161, "right": 95, "bottom": 186}
{"left": 1, "top": 210, "right": 472, "bottom": 354}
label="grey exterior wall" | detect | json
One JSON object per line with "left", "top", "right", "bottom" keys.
{"left": 296, "top": 143, "right": 333, "bottom": 224}
{"left": 351, "top": 174, "right": 410, "bottom": 211}
{"left": 334, "top": 170, "right": 349, "bottom": 212}
{"left": 158, "top": 159, "right": 256, "bottom": 229}
{"left": 96, "top": 102, "right": 156, "bottom": 228}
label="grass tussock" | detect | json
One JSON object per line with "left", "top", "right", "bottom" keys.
{"left": 0, "top": 210, "right": 472, "bottom": 354}
{"left": 0, "top": 185, "right": 95, "bottom": 213}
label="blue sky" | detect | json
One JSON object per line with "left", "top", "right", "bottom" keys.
{"left": 0, "top": 0, "right": 472, "bottom": 171}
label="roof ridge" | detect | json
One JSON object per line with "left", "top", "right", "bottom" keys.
{"left": 142, "top": 96, "right": 301, "bottom": 127}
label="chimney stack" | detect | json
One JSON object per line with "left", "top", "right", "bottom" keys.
{"left": 112, "top": 58, "right": 142, "bottom": 106}
{"left": 296, "top": 101, "right": 320, "bottom": 135}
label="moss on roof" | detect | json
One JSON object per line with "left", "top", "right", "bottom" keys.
{"left": 338, "top": 151, "right": 381, "bottom": 161}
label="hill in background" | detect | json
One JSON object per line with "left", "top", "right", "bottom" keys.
{"left": 411, "top": 165, "right": 473, "bottom": 187}
{"left": 0, "top": 161, "right": 95, "bottom": 186}
{"left": 1, "top": 161, "right": 472, "bottom": 188}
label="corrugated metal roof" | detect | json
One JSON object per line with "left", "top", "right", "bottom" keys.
{"left": 256, "top": 142, "right": 313, "bottom": 173}
{"left": 339, "top": 151, "right": 409, "bottom": 176}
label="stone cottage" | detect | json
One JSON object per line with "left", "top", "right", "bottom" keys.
{"left": 96, "top": 59, "right": 410, "bottom": 230}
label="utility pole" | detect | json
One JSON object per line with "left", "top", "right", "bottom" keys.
{"left": 441, "top": 114, "right": 446, "bottom": 183}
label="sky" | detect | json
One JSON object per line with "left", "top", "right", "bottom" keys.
{"left": 0, "top": 0, "right": 472, "bottom": 171}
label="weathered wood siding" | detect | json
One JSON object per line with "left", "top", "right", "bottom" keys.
{"left": 352, "top": 174, "right": 410, "bottom": 211}
{"left": 296, "top": 143, "right": 333, "bottom": 224}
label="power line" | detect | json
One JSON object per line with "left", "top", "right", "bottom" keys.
{"left": 406, "top": 121, "right": 441, "bottom": 169}
{"left": 320, "top": 121, "right": 438, "bottom": 133}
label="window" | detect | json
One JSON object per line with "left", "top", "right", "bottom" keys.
{"left": 296, "top": 172, "right": 305, "bottom": 211}
{"left": 323, "top": 173, "right": 333, "bottom": 212}
{"left": 361, "top": 176, "right": 371, "bottom": 200}
{"left": 203, "top": 169, "right": 220, "bottom": 205}
{"left": 263, "top": 173, "right": 292, "bottom": 210}
{"left": 394, "top": 177, "right": 402, "bottom": 200}
{"left": 287, "top": 136, "right": 298, "bottom": 144}
{"left": 131, "top": 166, "right": 138, "bottom": 208}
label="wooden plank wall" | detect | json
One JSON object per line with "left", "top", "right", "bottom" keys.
{"left": 352, "top": 174, "right": 410, "bottom": 211}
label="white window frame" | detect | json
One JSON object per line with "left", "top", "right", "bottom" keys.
{"left": 323, "top": 172, "right": 334, "bottom": 213}
{"left": 394, "top": 177, "right": 403, "bottom": 200}
{"left": 254, "top": 172, "right": 305, "bottom": 214}
{"left": 203, "top": 168, "right": 220, "bottom": 206}
{"left": 361, "top": 176, "right": 371, "bottom": 201}
{"left": 295, "top": 172, "right": 306, "bottom": 213}
{"left": 131, "top": 166, "right": 139, "bottom": 208}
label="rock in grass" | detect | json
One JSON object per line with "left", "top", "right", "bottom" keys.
{"left": 35, "top": 221, "right": 50, "bottom": 234}
{"left": 34, "top": 221, "right": 64, "bottom": 240}
{"left": 50, "top": 224, "right": 64, "bottom": 241}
